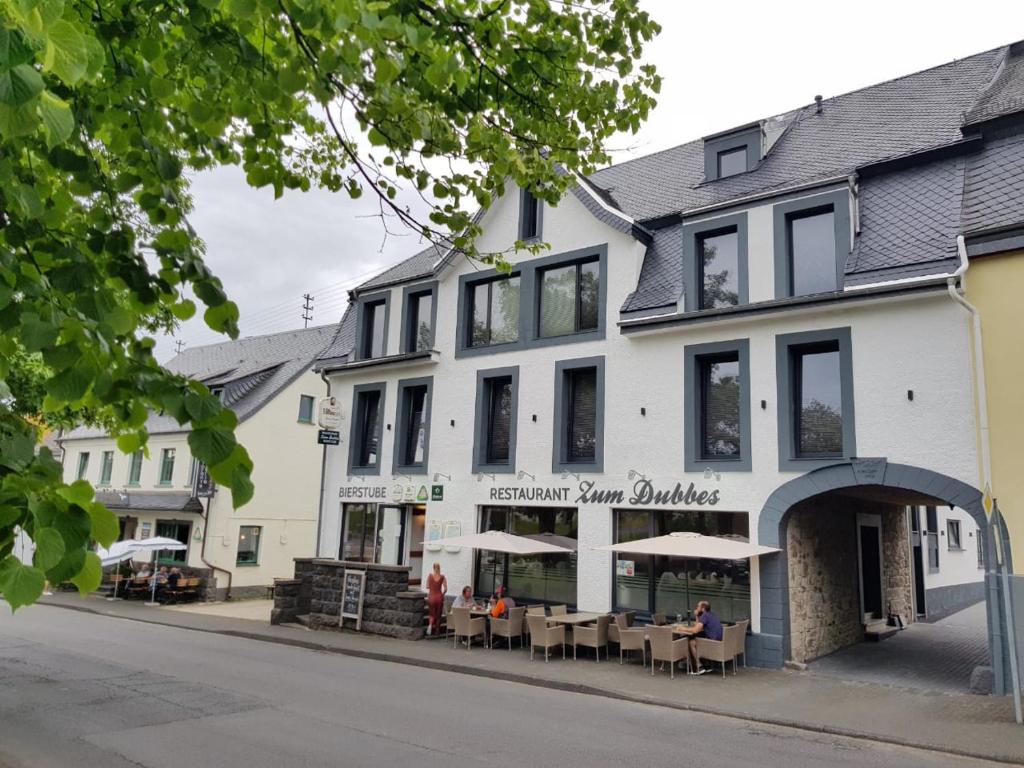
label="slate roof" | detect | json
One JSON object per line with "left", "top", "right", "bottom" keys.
{"left": 357, "top": 244, "right": 444, "bottom": 291}
{"left": 588, "top": 46, "right": 1007, "bottom": 223}
{"left": 95, "top": 490, "right": 203, "bottom": 513}
{"left": 961, "top": 129, "right": 1024, "bottom": 235}
{"left": 314, "top": 303, "right": 357, "bottom": 368}
{"left": 964, "top": 41, "right": 1024, "bottom": 126}
{"left": 64, "top": 324, "right": 336, "bottom": 439}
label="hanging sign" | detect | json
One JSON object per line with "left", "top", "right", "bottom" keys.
{"left": 317, "top": 429, "right": 340, "bottom": 445}
{"left": 318, "top": 397, "right": 342, "bottom": 430}
{"left": 431, "top": 484, "right": 444, "bottom": 501}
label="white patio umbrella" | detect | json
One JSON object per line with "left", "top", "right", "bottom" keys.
{"left": 130, "top": 537, "right": 187, "bottom": 605}
{"left": 433, "top": 530, "right": 573, "bottom": 595}
{"left": 594, "top": 532, "right": 780, "bottom": 618}
{"left": 95, "top": 540, "right": 142, "bottom": 600}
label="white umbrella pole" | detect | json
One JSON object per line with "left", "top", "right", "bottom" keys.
{"left": 146, "top": 551, "right": 158, "bottom": 606}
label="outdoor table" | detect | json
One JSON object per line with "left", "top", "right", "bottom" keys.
{"left": 546, "top": 611, "right": 603, "bottom": 627}
{"left": 643, "top": 623, "right": 699, "bottom": 637}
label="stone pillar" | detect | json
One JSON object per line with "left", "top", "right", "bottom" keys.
{"left": 271, "top": 578, "right": 302, "bottom": 625}
{"left": 881, "top": 506, "right": 914, "bottom": 624}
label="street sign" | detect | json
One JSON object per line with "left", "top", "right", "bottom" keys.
{"left": 431, "top": 484, "right": 444, "bottom": 501}
{"left": 318, "top": 396, "right": 341, "bottom": 430}
{"left": 317, "top": 429, "right": 340, "bottom": 445}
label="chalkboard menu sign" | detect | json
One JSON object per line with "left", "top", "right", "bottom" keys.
{"left": 340, "top": 569, "right": 367, "bottom": 630}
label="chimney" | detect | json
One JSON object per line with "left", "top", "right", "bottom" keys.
{"left": 814, "top": 95, "right": 823, "bottom": 114}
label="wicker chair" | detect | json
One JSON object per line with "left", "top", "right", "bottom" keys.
{"left": 695, "top": 623, "right": 744, "bottom": 677}
{"left": 526, "top": 614, "right": 566, "bottom": 662}
{"left": 550, "top": 604, "right": 568, "bottom": 616}
{"left": 730, "top": 619, "right": 750, "bottom": 669}
{"left": 613, "top": 613, "right": 647, "bottom": 666}
{"left": 450, "top": 607, "right": 486, "bottom": 650}
{"left": 573, "top": 615, "right": 610, "bottom": 661}
{"left": 608, "top": 611, "right": 636, "bottom": 645}
{"left": 648, "top": 625, "right": 688, "bottom": 679}
{"left": 490, "top": 607, "right": 526, "bottom": 651}
{"left": 651, "top": 612, "right": 667, "bottom": 626}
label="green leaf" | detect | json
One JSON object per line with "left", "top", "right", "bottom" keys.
{"left": 43, "top": 21, "right": 88, "bottom": 85}
{"left": 32, "top": 527, "right": 65, "bottom": 571}
{"left": 56, "top": 479, "right": 93, "bottom": 507}
{"left": 0, "top": 97, "right": 39, "bottom": 138}
{"left": 0, "top": 28, "right": 36, "bottom": 69}
{"left": 45, "top": 363, "right": 95, "bottom": 402}
{"left": 19, "top": 314, "right": 58, "bottom": 352}
{"left": 0, "top": 64, "right": 44, "bottom": 107}
{"left": 203, "top": 300, "right": 239, "bottom": 333}
{"left": 0, "top": 559, "right": 45, "bottom": 610}
{"left": 116, "top": 431, "right": 144, "bottom": 454}
{"left": 39, "top": 90, "right": 73, "bottom": 147}
{"left": 188, "top": 426, "right": 236, "bottom": 466}
{"left": 184, "top": 390, "right": 220, "bottom": 422}
{"left": 70, "top": 551, "right": 101, "bottom": 595}
{"left": 84, "top": 502, "right": 118, "bottom": 548}
{"left": 230, "top": 465, "right": 254, "bottom": 509}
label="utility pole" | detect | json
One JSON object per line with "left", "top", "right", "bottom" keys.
{"left": 301, "top": 293, "right": 314, "bottom": 328}
{"left": 174, "top": 339, "right": 185, "bottom": 354}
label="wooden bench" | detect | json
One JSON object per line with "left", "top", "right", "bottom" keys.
{"left": 159, "top": 577, "right": 202, "bottom": 605}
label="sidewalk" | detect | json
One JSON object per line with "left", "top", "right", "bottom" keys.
{"left": 38, "top": 593, "right": 1024, "bottom": 764}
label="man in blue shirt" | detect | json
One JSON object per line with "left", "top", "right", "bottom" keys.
{"left": 687, "top": 600, "right": 723, "bottom": 675}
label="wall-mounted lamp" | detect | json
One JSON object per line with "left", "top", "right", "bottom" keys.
{"left": 703, "top": 468, "right": 722, "bottom": 481}
{"left": 531, "top": 414, "right": 537, "bottom": 422}
{"left": 760, "top": 400, "right": 767, "bottom": 410}
{"left": 640, "top": 407, "right": 646, "bottom": 416}
{"left": 346, "top": 475, "right": 367, "bottom": 483}
{"left": 450, "top": 419, "right": 456, "bottom": 427}
{"left": 433, "top": 472, "right": 451, "bottom": 482}
{"left": 560, "top": 471, "right": 580, "bottom": 481}
{"left": 517, "top": 470, "right": 535, "bottom": 481}
{"left": 477, "top": 473, "right": 496, "bottom": 483}
{"left": 627, "top": 469, "right": 647, "bottom": 481}
{"left": 907, "top": 390, "right": 914, "bottom": 401}
{"left": 386, "top": 423, "right": 392, "bottom": 431}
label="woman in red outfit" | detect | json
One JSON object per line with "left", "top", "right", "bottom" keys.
{"left": 426, "top": 562, "right": 447, "bottom": 636}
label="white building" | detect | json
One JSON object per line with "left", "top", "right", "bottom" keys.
{"left": 60, "top": 326, "right": 334, "bottom": 598}
{"left": 311, "top": 45, "right": 1024, "bottom": 668}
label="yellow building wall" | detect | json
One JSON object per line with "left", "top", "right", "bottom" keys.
{"left": 968, "top": 250, "right": 1024, "bottom": 566}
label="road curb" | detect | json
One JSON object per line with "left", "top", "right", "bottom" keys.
{"left": 38, "top": 600, "right": 1024, "bottom": 765}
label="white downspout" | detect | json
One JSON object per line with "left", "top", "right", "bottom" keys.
{"left": 947, "top": 235, "right": 1020, "bottom": 717}
{"left": 945, "top": 235, "right": 991, "bottom": 495}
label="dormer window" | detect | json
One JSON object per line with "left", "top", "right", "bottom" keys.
{"left": 717, "top": 147, "right": 747, "bottom": 179}
{"left": 354, "top": 290, "right": 390, "bottom": 360}
{"left": 703, "top": 123, "right": 762, "bottom": 182}
{"left": 519, "top": 188, "right": 542, "bottom": 240}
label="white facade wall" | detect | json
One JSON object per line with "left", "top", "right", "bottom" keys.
{"left": 61, "top": 370, "right": 325, "bottom": 590}
{"left": 319, "top": 183, "right": 985, "bottom": 629}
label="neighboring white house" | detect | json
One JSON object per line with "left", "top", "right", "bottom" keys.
{"left": 60, "top": 325, "right": 335, "bottom": 598}
{"left": 307, "top": 44, "right": 1024, "bottom": 669}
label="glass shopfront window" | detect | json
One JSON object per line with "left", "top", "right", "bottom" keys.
{"left": 613, "top": 508, "right": 751, "bottom": 623}
{"left": 340, "top": 503, "right": 407, "bottom": 566}
{"left": 476, "top": 506, "right": 577, "bottom": 605}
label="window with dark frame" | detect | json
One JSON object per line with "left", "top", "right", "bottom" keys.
{"left": 564, "top": 366, "right": 598, "bottom": 463}
{"left": 236, "top": 525, "right": 262, "bottom": 566}
{"left": 406, "top": 290, "right": 433, "bottom": 352}
{"left": 158, "top": 448, "right": 175, "bottom": 485}
{"left": 792, "top": 342, "right": 843, "bottom": 458}
{"left": 400, "top": 385, "right": 428, "bottom": 467}
{"left": 155, "top": 520, "right": 189, "bottom": 564}
{"left": 355, "top": 389, "right": 382, "bottom": 468}
{"left": 699, "top": 353, "right": 741, "bottom": 459}
{"left": 977, "top": 533, "right": 984, "bottom": 568}
{"left": 520, "top": 189, "right": 540, "bottom": 240}
{"left": 788, "top": 207, "right": 837, "bottom": 296}
{"left": 926, "top": 506, "right": 940, "bottom": 572}
{"left": 484, "top": 376, "right": 514, "bottom": 465}
{"left": 698, "top": 229, "right": 740, "bottom": 310}
{"left": 127, "top": 450, "right": 142, "bottom": 486}
{"left": 947, "top": 519, "right": 962, "bottom": 551}
{"left": 469, "top": 276, "right": 520, "bottom": 347}
{"left": 538, "top": 259, "right": 600, "bottom": 338}
{"left": 360, "top": 299, "right": 387, "bottom": 358}
{"left": 717, "top": 146, "right": 747, "bottom": 178}
{"left": 297, "top": 394, "right": 315, "bottom": 423}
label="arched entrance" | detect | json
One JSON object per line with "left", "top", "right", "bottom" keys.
{"left": 754, "top": 458, "right": 1014, "bottom": 694}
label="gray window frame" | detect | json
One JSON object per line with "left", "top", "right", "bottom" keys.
{"left": 76, "top": 451, "right": 90, "bottom": 481}
{"left": 552, "top": 355, "right": 605, "bottom": 474}
{"left": 703, "top": 126, "right": 760, "bottom": 182}
{"left": 518, "top": 188, "right": 543, "bottom": 241}
{"left": 236, "top": 525, "right": 262, "bottom": 566}
{"left": 772, "top": 190, "right": 851, "bottom": 299}
{"left": 127, "top": 450, "right": 143, "bottom": 486}
{"left": 158, "top": 448, "right": 175, "bottom": 486}
{"left": 393, "top": 376, "right": 433, "bottom": 475}
{"left": 682, "top": 212, "right": 748, "bottom": 313}
{"left": 472, "top": 366, "right": 520, "bottom": 474}
{"left": 353, "top": 290, "right": 391, "bottom": 361}
{"left": 348, "top": 382, "right": 387, "bottom": 476}
{"left": 99, "top": 450, "right": 114, "bottom": 486}
{"left": 297, "top": 394, "right": 315, "bottom": 424}
{"left": 455, "top": 244, "right": 608, "bottom": 359}
{"left": 684, "top": 339, "right": 751, "bottom": 472}
{"left": 947, "top": 519, "right": 963, "bottom": 551}
{"left": 400, "top": 280, "right": 438, "bottom": 354}
{"left": 775, "top": 327, "right": 856, "bottom": 472}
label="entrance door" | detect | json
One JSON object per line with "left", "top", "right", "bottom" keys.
{"left": 408, "top": 507, "right": 426, "bottom": 586}
{"left": 857, "top": 516, "right": 884, "bottom": 621}
{"left": 375, "top": 505, "right": 406, "bottom": 566}
{"left": 909, "top": 507, "right": 927, "bottom": 616}
{"left": 340, "top": 503, "right": 409, "bottom": 566}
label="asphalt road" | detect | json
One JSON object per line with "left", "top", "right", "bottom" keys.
{"left": 0, "top": 604, "right": 1005, "bottom": 768}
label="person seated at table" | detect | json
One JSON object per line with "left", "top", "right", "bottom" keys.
{"left": 687, "top": 600, "right": 723, "bottom": 675}
{"left": 166, "top": 567, "right": 183, "bottom": 589}
{"left": 452, "top": 586, "right": 473, "bottom": 609}
{"left": 496, "top": 584, "right": 515, "bottom": 612}
{"left": 136, "top": 564, "right": 152, "bottom": 580}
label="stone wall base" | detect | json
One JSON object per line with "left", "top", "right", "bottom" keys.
{"left": 922, "top": 581, "right": 986, "bottom": 622}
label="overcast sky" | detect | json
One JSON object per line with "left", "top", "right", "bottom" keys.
{"left": 158, "top": 0, "right": 1020, "bottom": 361}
